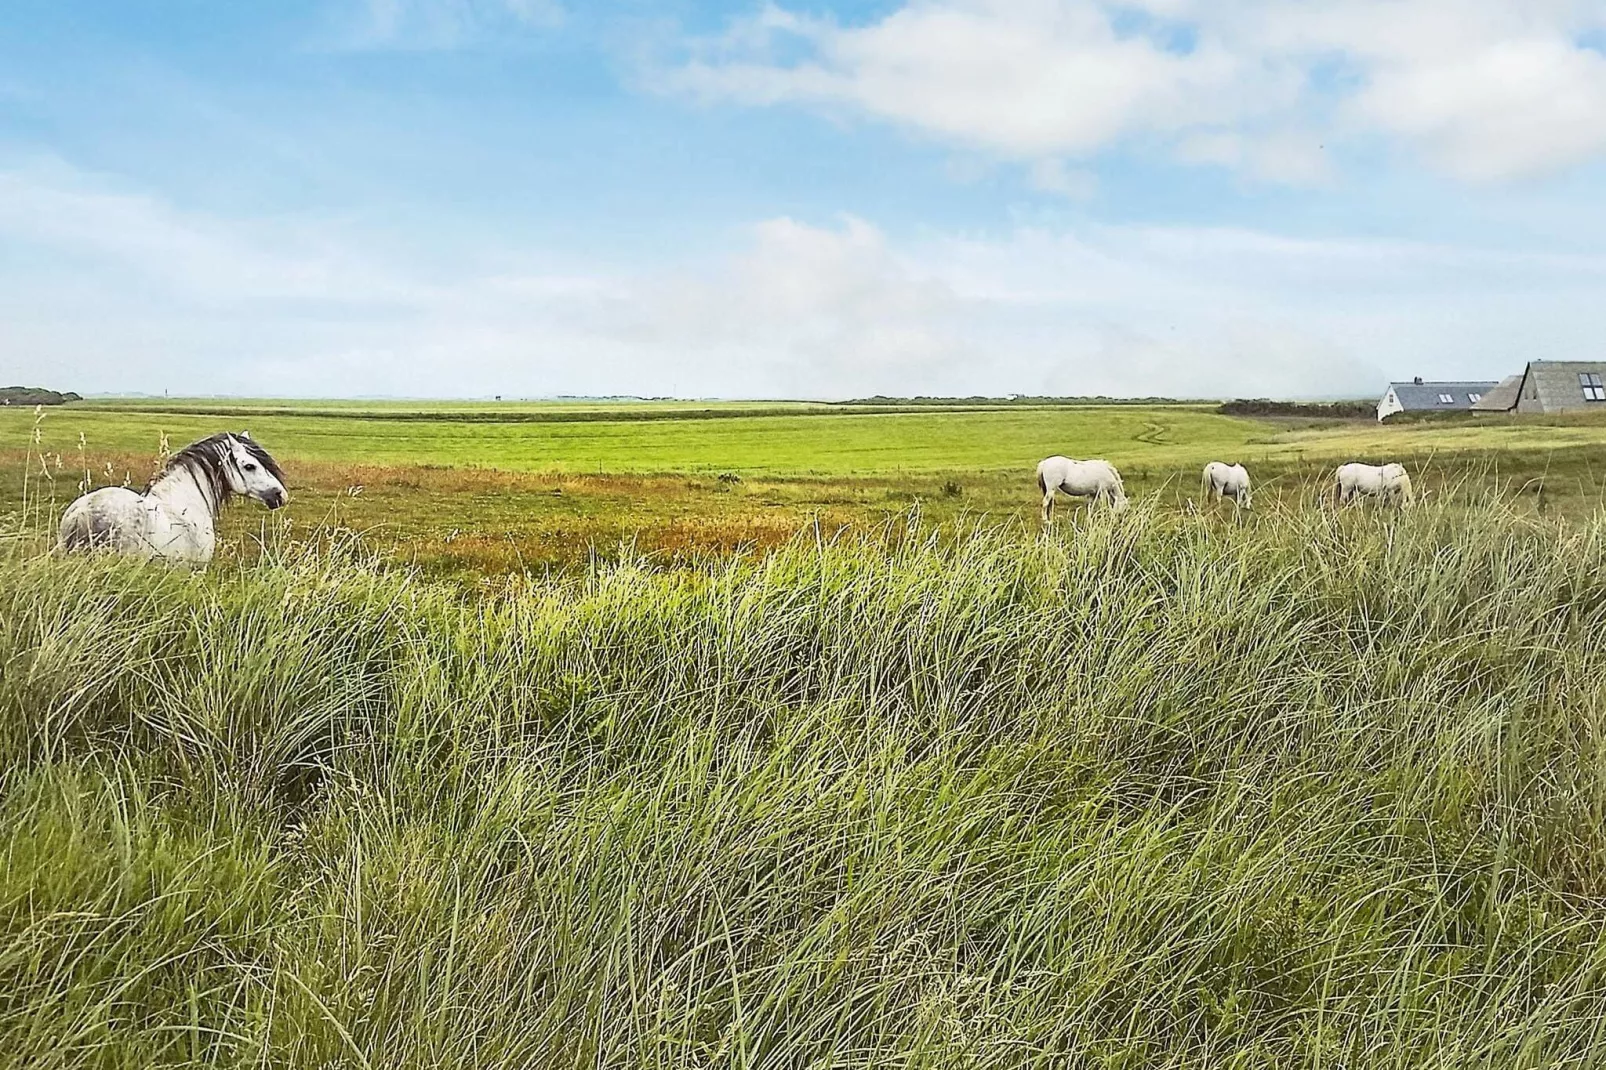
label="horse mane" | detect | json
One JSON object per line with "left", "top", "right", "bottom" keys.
{"left": 236, "top": 434, "right": 288, "bottom": 484}
{"left": 147, "top": 432, "right": 286, "bottom": 504}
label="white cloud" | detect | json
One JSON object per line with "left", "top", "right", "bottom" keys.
{"left": 666, "top": 1, "right": 1279, "bottom": 157}
{"left": 6, "top": 163, "right": 1605, "bottom": 400}
{"left": 595, "top": 215, "right": 977, "bottom": 396}
{"left": 1176, "top": 129, "right": 1332, "bottom": 185}
{"left": 1348, "top": 35, "right": 1606, "bottom": 180}
{"left": 660, "top": 0, "right": 1606, "bottom": 185}
{"left": 0, "top": 165, "right": 425, "bottom": 307}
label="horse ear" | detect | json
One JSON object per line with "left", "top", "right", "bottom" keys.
{"left": 239, "top": 430, "right": 252, "bottom": 440}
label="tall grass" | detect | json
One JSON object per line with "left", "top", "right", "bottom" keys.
{"left": 3, "top": 498, "right": 1606, "bottom": 1067}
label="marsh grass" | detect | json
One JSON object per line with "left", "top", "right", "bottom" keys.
{"left": 4, "top": 490, "right": 1606, "bottom": 1067}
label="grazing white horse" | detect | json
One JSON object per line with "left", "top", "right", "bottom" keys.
{"left": 1334, "top": 462, "right": 1413, "bottom": 507}
{"left": 1202, "top": 461, "right": 1252, "bottom": 509}
{"left": 58, "top": 431, "right": 288, "bottom": 566}
{"left": 1036, "top": 456, "right": 1128, "bottom": 522}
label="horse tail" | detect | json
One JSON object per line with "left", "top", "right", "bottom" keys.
{"left": 58, "top": 522, "right": 88, "bottom": 552}
{"left": 58, "top": 512, "right": 97, "bottom": 552}
{"left": 1037, "top": 470, "right": 1046, "bottom": 496}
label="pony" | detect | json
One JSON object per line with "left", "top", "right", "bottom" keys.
{"left": 1333, "top": 462, "right": 1413, "bottom": 507}
{"left": 1201, "top": 461, "right": 1252, "bottom": 509}
{"left": 1036, "top": 456, "right": 1128, "bottom": 522}
{"left": 58, "top": 431, "right": 288, "bottom": 566}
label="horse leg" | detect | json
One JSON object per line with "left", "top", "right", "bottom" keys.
{"left": 1041, "top": 487, "right": 1055, "bottom": 525}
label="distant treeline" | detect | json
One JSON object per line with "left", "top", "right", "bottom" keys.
{"left": 843, "top": 395, "right": 1187, "bottom": 407}
{"left": 1, "top": 387, "right": 81, "bottom": 406}
{"left": 1218, "top": 399, "right": 1374, "bottom": 419}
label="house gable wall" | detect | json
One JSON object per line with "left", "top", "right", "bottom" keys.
{"left": 1377, "top": 389, "right": 1402, "bottom": 422}
{"left": 1515, "top": 365, "right": 1544, "bottom": 414}
{"left": 1531, "top": 362, "right": 1606, "bottom": 413}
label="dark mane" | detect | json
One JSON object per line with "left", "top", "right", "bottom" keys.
{"left": 147, "top": 432, "right": 286, "bottom": 503}
{"left": 237, "top": 435, "right": 288, "bottom": 484}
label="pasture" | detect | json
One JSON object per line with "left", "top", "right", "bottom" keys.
{"left": 5, "top": 398, "right": 1606, "bottom": 1066}
{"left": 4, "top": 398, "right": 1605, "bottom": 576}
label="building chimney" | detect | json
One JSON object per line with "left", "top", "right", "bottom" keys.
{"left": 1413, "top": 376, "right": 1423, "bottom": 385}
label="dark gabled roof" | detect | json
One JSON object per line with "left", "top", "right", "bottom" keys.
{"left": 1471, "top": 374, "right": 1523, "bottom": 411}
{"left": 1527, "top": 361, "right": 1606, "bottom": 370}
{"left": 1522, "top": 361, "right": 1606, "bottom": 411}
{"left": 1387, "top": 381, "right": 1499, "bottom": 411}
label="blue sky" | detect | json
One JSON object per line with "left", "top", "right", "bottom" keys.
{"left": 3, "top": 0, "right": 1605, "bottom": 398}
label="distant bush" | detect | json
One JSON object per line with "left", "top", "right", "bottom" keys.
{"left": 716, "top": 471, "right": 743, "bottom": 485}
{"left": 941, "top": 479, "right": 963, "bottom": 498}
{"left": 1, "top": 386, "right": 81, "bottom": 406}
{"left": 1219, "top": 398, "right": 1374, "bottom": 419}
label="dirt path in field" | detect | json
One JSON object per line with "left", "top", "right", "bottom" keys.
{"left": 1135, "top": 421, "right": 1170, "bottom": 445}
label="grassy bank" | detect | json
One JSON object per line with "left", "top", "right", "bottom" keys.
{"left": 4, "top": 499, "right": 1606, "bottom": 1066}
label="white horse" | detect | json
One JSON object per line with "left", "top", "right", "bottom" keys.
{"left": 1333, "top": 462, "right": 1413, "bottom": 507}
{"left": 58, "top": 431, "right": 288, "bottom": 566}
{"left": 1201, "top": 461, "right": 1252, "bottom": 509}
{"left": 1036, "top": 456, "right": 1128, "bottom": 522}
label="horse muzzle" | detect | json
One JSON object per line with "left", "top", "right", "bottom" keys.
{"left": 262, "top": 489, "right": 288, "bottom": 510}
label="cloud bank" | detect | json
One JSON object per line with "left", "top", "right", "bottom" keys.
{"left": 663, "top": 0, "right": 1606, "bottom": 183}
{"left": 6, "top": 163, "right": 1604, "bottom": 399}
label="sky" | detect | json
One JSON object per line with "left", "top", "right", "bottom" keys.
{"left": 2, "top": 0, "right": 1605, "bottom": 400}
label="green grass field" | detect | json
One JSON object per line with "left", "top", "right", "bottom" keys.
{"left": 4, "top": 399, "right": 1604, "bottom": 575}
{"left": 20, "top": 398, "right": 1606, "bottom": 473}
{"left": 6, "top": 398, "right": 1606, "bottom": 1065}
{"left": 10, "top": 401, "right": 1270, "bottom": 472}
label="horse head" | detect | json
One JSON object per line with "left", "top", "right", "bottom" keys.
{"left": 220, "top": 432, "right": 289, "bottom": 509}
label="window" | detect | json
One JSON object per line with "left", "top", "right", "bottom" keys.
{"left": 1437, "top": 393, "right": 1454, "bottom": 404}
{"left": 1469, "top": 393, "right": 1482, "bottom": 403}
{"left": 1581, "top": 373, "right": 1605, "bottom": 402}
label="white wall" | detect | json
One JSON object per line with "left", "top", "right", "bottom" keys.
{"left": 1377, "top": 389, "right": 1403, "bottom": 422}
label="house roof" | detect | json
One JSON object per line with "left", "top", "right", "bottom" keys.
{"left": 1386, "top": 381, "right": 1499, "bottom": 410}
{"left": 1471, "top": 374, "right": 1523, "bottom": 411}
{"left": 1522, "top": 361, "right": 1606, "bottom": 411}
{"left": 1527, "top": 361, "right": 1606, "bottom": 370}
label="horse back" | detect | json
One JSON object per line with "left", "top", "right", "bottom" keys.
{"left": 59, "top": 487, "right": 149, "bottom": 552}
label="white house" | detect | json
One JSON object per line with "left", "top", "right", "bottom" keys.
{"left": 1376, "top": 377, "right": 1498, "bottom": 422}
